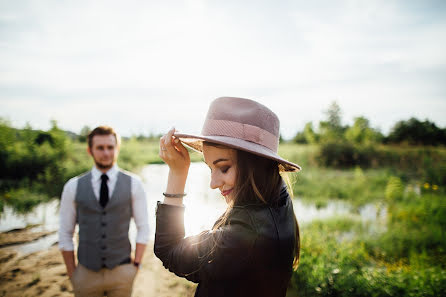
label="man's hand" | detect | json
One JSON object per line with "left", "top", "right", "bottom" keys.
{"left": 61, "top": 250, "right": 76, "bottom": 278}
{"left": 133, "top": 243, "right": 147, "bottom": 271}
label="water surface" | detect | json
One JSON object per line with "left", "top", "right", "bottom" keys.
{"left": 0, "top": 163, "right": 386, "bottom": 254}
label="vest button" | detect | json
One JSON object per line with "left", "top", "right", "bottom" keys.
{"left": 101, "top": 246, "right": 107, "bottom": 250}
{"left": 102, "top": 222, "right": 107, "bottom": 226}
{"left": 102, "top": 234, "right": 106, "bottom": 238}
{"left": 102, "top": 257, "right": 106, "bottom": 261}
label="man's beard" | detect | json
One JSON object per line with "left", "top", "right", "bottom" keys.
{"left": 95, "top": 161, "right": 114, "bottom": 170}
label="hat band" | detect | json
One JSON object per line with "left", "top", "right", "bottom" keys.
{"left": 201, "top": 119, "right": 278, "bottom": 152}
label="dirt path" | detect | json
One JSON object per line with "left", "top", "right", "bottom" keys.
{"left": 0, "top": 229, "right": 196, "bottom": 297}
{"left": 133, "top": 247, "right": 196, "bottom": 297}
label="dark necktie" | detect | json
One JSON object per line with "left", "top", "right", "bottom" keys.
{"left": 100, "top": 174, "right": 109, "bottom": 208}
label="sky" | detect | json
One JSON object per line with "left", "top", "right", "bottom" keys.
{"left": 1, "top": 0, "right": 445, "bottom": 139}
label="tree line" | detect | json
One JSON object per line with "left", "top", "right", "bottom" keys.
{"left": 293, "top": 102, "right": 446, "bottom": 146}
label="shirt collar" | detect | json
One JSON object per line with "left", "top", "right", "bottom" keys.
{"left": 91, "top": 164, "right": 119, "bottom": 181}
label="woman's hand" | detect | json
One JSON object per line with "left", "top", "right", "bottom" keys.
{"left": 160, "top": 128, "right": 190, "bottom": 204}
{"left": 159, "top": 127, "right": 190, "bottom": 174}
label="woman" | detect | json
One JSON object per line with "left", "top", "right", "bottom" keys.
{"left": 155, "top": 97, "right": 301, "bottom": 297}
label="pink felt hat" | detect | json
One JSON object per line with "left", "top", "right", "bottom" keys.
{"left": 174, "top": 97, "right": 301, "bottom": 172}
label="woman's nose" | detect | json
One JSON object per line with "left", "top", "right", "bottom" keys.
{"left": 209, "top": 173, "right": 222, "bottom": 190}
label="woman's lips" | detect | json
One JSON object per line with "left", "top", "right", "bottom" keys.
{"left": 221, "top": 188, "right": 233, "bottom": 196}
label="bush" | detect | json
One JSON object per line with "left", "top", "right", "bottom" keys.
{"left": 317, "top": 141, "right": 377, "bottom": 168}
{"left": 315, "top": 143, "right": 446, "bottom": 187}
{"left": 1, "top": 188, "right": 49, "bottom": 213}
{"left": 385, "top": 176, "right": 404, "bottom": 202}
{"left": 0, "top": 121, "right": 86, "bottom": 212}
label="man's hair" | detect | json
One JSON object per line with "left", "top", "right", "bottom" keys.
{"left": 87, "top": 126, "right": 121, "bottom": 148}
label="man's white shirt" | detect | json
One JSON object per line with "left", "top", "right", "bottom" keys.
{"left": 58, "top": 165, "right": 149, "bottom": 251}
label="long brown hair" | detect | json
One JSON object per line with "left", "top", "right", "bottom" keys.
{"left": 206, "top": 143, "right": 300, "bottom": 270}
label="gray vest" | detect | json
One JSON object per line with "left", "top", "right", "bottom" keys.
{"left": 75, "top": 170, "right": 132, "bottom": 271}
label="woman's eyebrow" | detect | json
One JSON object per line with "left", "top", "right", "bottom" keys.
{"left": 213, "top": 158, "right": 229, "bottom": 165}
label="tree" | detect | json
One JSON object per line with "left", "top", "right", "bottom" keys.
{"left": 325, "top": 101, "right": 342, "bottom": 131}
{"left": 304, "top": 122, "right": 319, "bottom": 143}
{"left": 79, "top": 125, "right": 91, "bottom": 142}
{"left": 293, "top": 122, "right": 320, "bottom": 144}
{"left": 319, "top": 101, "right": 344, "bottom": 142}
{"left": 387, "top": 118, "right": 446, "bottom": 146}
{"left": 293, "top": 131, "right": 307, "bottom": 144}
{"left": 345, "top": 116, "right": 383, "bottom": 145}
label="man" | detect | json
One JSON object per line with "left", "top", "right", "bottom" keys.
{"left": 59, "top": 126, "right": 149, "bottom": 297}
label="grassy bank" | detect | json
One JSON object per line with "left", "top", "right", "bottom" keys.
{"left": 288, "top": 191, "right": 446, "bottom": 296}
{"left": 279, "top": 144, "right": 446, "bottom": 296}
{"left": 278, "top": 143, "right": 445, "bottom": 206}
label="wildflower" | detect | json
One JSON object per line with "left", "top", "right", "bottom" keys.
{"left": 423, "top": 183, "right": 430, "bottom": 189}
{"left": 432, "top": 184, "right": 439, "bottom": 191}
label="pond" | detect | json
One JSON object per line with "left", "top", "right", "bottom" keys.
{"left": 0, "top": 163, "right": 387, "bottom": 254}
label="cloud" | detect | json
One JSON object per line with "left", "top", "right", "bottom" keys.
{"left": 1, "top": 0, "right": 445, "bottom": 138}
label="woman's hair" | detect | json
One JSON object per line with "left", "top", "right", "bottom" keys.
{"left": 204, "top": 142, "right": 300, "bottom": 270}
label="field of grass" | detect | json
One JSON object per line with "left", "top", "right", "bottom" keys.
{"left": 280, "top": 144, "right": 446, "bottom": 296}
{"left": 288, "top": 192, "right": 446, "bottom": 297}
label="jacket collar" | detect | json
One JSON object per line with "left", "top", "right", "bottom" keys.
{"left": 233, "top": 184, "right": 290, "bottom": 208}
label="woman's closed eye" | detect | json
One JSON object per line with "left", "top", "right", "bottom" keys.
{"left": 220, "top": 166, "right": 230, "bottom": 173}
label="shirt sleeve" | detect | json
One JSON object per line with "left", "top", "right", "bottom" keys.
{"left": 131, "top": 175, "right": 149, "bottom": 244}
{"left": 154, "top": 202, "right": 257, "bottom": 283}
{"left": 58, "top": 178, "right": 78, "bottom": 251}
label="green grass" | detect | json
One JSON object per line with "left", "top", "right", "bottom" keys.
{"left": 279, "top": 143, "right": 318, "bottom": 169}
{"left": 365, "top": 193, "right": 446, "bottom": 264}
{"left": 290, "top": 167, "right": 391, "bottom": 207}
{"left": 289, "top": 192, "right": 446, "bottom": 296}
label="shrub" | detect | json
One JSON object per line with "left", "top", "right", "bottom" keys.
{"left": 1, "top": 188, "right": 49, "bottom": 213}
{"left": 385, "top": 176, "right": 404, "bottom": 202}
{"left": 317, "top": 141, "right": 377, "bottom": 168}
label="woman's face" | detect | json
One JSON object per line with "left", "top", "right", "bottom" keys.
{"left": 203, "top": 144, "right": 237, "bottom": 203}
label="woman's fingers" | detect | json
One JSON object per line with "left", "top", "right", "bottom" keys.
{"left": 159, "top": 135, "right": 167, "bottom": 157}
{"left": 159, "top": 128, "right": 190, "bottom": 172}
{"left": 173, "top": 137, "right": 189, "bottom": 157}
{"left": 160, "top": 128, "right": 182, "bottom": 158}
{"left": 164, "top": 128, "right": 175, "bottom": 150}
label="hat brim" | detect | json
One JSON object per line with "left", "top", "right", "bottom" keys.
{"left": 174, "top": 132, "right": 301, "bottom": 172}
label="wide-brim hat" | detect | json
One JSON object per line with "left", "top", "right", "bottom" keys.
{"left": 174, "top": 97, "right": 301, "bottom": 172}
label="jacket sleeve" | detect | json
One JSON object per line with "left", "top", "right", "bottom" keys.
{"left": 154, "top": 202, "right": 257, "bottom": 283}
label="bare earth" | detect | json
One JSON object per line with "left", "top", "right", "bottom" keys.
{"left": 0, "top": 229, "right": 196, "bottom": 297}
